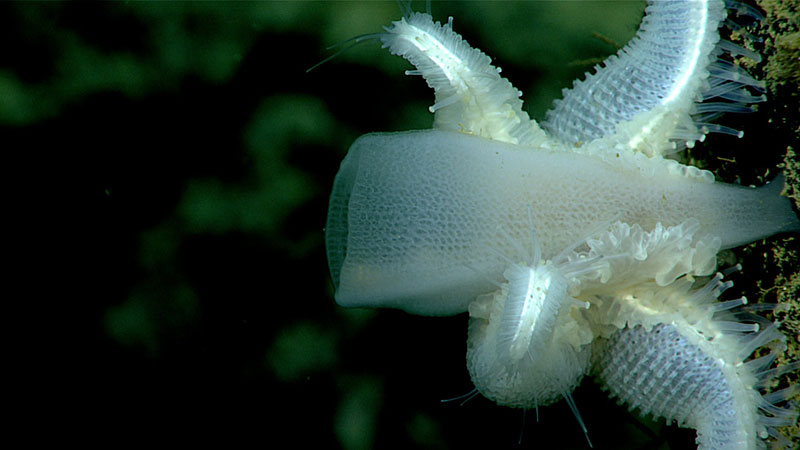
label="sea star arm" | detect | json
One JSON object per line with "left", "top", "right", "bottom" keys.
{"left": 594, "top": 320, "right": 798, "bottom": 449}
{"left": 542, "top": 0, "right": 766, "bottom": 157}
{"left": 378, "top": 11, "right": 549, "bottom": 147}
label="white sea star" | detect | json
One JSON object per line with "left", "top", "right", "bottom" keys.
{"left": 323, "top": 1, "right": 799, "bottom": 448}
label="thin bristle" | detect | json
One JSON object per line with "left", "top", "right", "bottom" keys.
{"left": 306, "top": 33, "right": 383, "bottom": 73}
